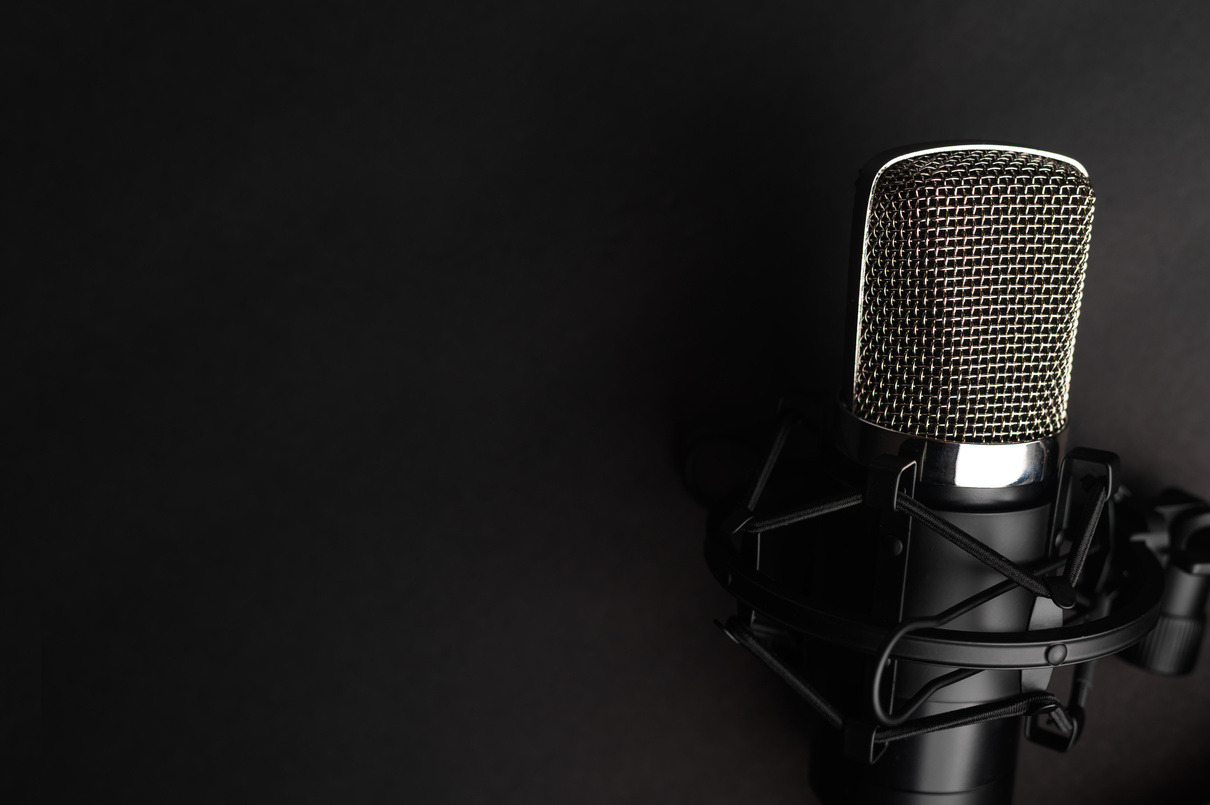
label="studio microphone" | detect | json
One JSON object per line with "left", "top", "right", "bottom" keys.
{"left": 810, "top": 143, "right": 1094, "bottom": 804}
{"left": 701, "top": 143, "right": 1180, "bottom": 804}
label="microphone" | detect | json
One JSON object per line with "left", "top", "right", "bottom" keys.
{"left": 699, "top": 143, "right": 1183, "bottom": 805}
{"left": 813, "top": 144, "right": 1094, "bottom": 804}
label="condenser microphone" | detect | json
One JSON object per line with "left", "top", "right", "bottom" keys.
{"left": 702, "top": 143, "right": 1191, "bottom": 805}
{"left": 809, "top": 144, "right": 1097, "bottom": 804}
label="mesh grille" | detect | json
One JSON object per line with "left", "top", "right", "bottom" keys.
{"left": 852, "top": 148, "right": 1094, "bottom": 444}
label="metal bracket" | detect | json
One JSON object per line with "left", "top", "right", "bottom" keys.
{"left": 864, "top": 454, "right": 917, "bottom": 513}
{"left": 843, "top": 720, "right": 888, "bottom": 765}
{"left": 1024, "top": 699, "right": 1082, "bottom": 752}
{"left": 1050, "top": 447, "right": 1121, "bottom": 549}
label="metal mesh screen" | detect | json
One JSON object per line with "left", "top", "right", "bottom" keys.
{"left": 852, "top": 148, "right": 1095, "bottom": 444}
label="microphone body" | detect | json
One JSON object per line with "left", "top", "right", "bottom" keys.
{"left": 807, "top": 145, "right": 1095, "bottom": 804}
{"left": 805, "top": 457, "right": 1054, "bottom": 805}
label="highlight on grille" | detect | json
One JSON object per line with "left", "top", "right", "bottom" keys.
{"left": 852, "top": 147, "right": 1095, "bottom": 444}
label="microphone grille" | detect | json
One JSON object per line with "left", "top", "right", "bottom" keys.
{"left": 852, "top": 147, "right": 1095, "bottom": 445}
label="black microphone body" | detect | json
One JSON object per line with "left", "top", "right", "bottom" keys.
{"left": 806, "top": 144, "right": 1094, "bottom": 804}
{"left": 805, "top": 478, "right": 1054, "bottom": 805}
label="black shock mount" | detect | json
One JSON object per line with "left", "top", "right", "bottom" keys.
{"left": 701, "top": 401, "right": 1203, "bottom": 764}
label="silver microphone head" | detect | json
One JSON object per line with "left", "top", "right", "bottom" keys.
{"left": 849, "top": 145, "right": 1095, "bottom": 446}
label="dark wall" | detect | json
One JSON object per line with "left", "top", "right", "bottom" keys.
{"left": 34, "top": 1, "right": 1210, "bottom": 802}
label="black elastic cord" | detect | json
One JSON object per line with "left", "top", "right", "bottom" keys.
{"left": 740, "top": 483, "right": 1107, "bottom": 603}
{"left": 1064, "top": 477, "right": 1109, "bottom": 587}
{"left": 742, "top": 493, "right": 864, "bottom": 533}
{"left": 746, "top": 412, "right": 799, "bottom": 512}
{"left": 739, "top": 483, "right": 1108, "bottom": 601}
{"left": 874, "top": 691, "right": 1061, "bottom": 744}
{"left": 896, "top": 493, "right": 1050, "bottom": 598}
{"left": 719, "top": 618, "right": 843, "bottom": 729}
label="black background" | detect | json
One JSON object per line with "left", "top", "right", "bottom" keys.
{"left": 31, "top": 1, "right": 1210, "bottom": 803}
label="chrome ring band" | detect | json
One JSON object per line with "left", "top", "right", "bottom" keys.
{"left": 835, "top": 404, "right": 1065, "bottom": 489}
